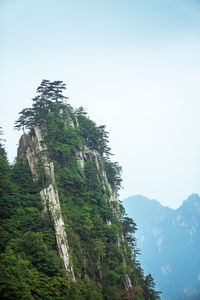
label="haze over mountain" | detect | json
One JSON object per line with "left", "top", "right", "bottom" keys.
{"left": 123, "top": 194, "right": 200, "bottom": 300}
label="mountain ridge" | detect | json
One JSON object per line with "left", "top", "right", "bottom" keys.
{"left": 123, "top": 193, "right": 200, "bottom": 300}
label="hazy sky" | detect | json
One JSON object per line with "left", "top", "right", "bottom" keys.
{"left": 1, "top": 0, "right": 200, "bottom": 208}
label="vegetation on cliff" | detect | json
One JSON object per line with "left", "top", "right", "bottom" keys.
{"left": 0, "top": 81, "right": 160, "bottom": 299}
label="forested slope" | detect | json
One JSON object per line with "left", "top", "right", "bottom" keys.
{"left": 0, "top": 80, "right": 160, "bottom": 300}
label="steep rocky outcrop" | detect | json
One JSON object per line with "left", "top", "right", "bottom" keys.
{"left": 18, "top": 125, "right": 75, "bottom": 281}
{"left": 18, "top": 121, "right": 133, "bottom": 291}
{"left": 1, "top": 80, "right": 161, "bottom": 299}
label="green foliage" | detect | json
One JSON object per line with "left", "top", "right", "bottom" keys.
{"left": 7, "top": 231, "right": 63, "bottom": 276}
{"left": 0, "top": 148, "right": 103, "bottom": 299}
{"left": 11, "top": 158, "right": 41, "bottom": 195}
{"left": 14, "top": 80, "right": 67, "bottom": 131}
{"left": 77, "top": 114, "right": 111, "bottom": 157}
{"left": 103, "top": 159, "right": 122, "bottom": 191}
{"left": 144, "top": 274, "right": 161, "bottom": 300}
{"left": 0, "top": 146, "right": 20, "bottom": 221}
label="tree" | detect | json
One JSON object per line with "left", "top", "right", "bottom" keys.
{"left": 36, "top": 80, "right": 67, "bottom": 104}
{"left": 104, "top": 159, "right": 122, "bottom": 190}
{"left": 0, "top": 127, "right": 6, "bottom": 154}
{"left": 77, "top": 115, "right": 111, "bottom": 156}
{"left": 14, "top": 80, "right": 68, "bottom": 131}
{"left": 144, "top": 274, "right": 161, "bottom": 300}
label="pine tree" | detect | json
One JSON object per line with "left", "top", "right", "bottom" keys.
{"left": 14, "top": 80, "right": 68, "bottom": 131}
{"left": 144, "top": 274, "right": 161, "bottom": 299}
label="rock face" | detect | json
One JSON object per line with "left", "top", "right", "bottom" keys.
{"left": 18, "top": 125, "right": 75, "bottom": 281}
{"left": 18, "top": 123, "right": 132, "bottom": 290}
{"left": 123, "top": 194, "right": 200, "bottom": 300}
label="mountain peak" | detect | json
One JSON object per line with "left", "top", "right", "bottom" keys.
{"left": 183, "top": 193, "right": 200, "bottom": 204}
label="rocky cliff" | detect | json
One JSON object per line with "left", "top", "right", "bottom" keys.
{"left": 18, "top": 125, "right": 75, "bottom": 281}
{"left": 2, "top": 79, "right": 160, "bottom": 299}
{"left": 17, "top": 113, "right": 134, "bottom": 290}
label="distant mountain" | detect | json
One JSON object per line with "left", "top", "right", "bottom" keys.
{"left": 123, "top": 194, "right": 200, "bottom": 300}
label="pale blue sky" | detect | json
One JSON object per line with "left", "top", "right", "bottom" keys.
{"left": 1, "top": 0, "right": 200, "bottom": 208}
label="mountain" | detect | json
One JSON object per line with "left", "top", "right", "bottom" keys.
{"left": 0, "top": 80, "right": 160, "bottom": 299}
{"left": 123, "top": 194, "right": 200, "bottom": 300}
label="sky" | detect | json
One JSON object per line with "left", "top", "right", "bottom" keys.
{"left": 1, "top": 0, "right": 200, "bottom": 209}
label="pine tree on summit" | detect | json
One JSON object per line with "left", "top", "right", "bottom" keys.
{"left": 14, "top": 80, "right": 67, "bottom": 131}
{"left": 36, "top": 80, "right": 67, "bottom": 104}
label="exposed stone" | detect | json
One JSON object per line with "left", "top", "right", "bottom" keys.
{"left": 18, "top": 121, "right": 132, "bottom": 290}
{"left": 18, "top": 125, "right": 75, "bottom": 281}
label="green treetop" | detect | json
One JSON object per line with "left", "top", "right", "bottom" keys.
{"left": 14, "top": 80, "right": 67, "bottom": 131}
